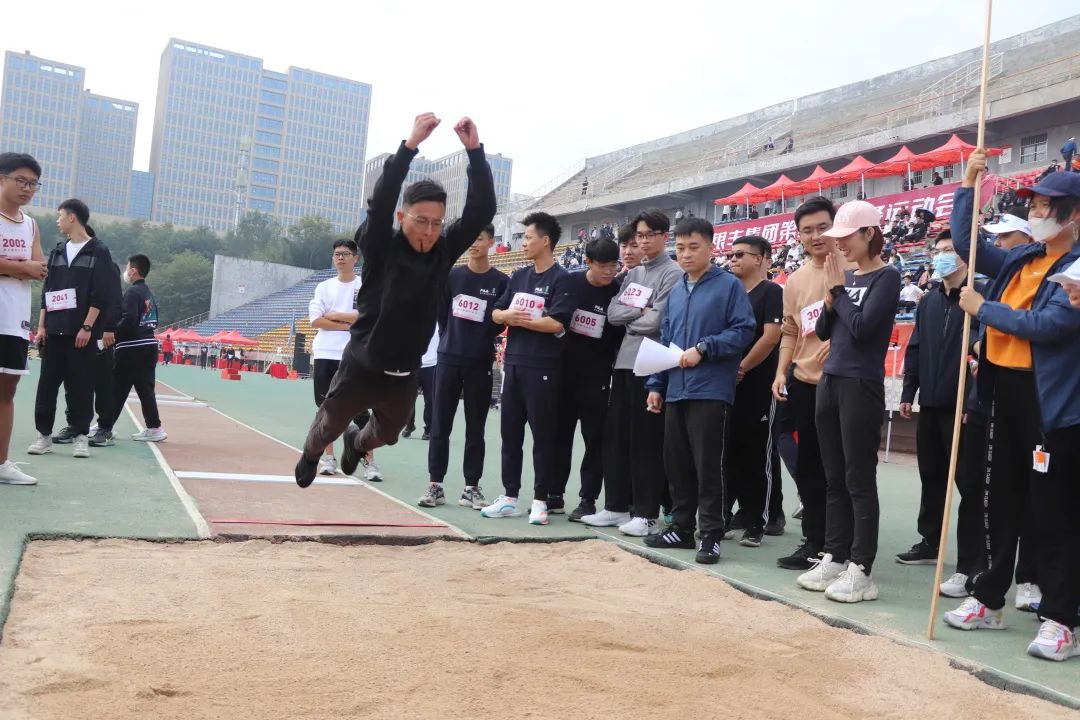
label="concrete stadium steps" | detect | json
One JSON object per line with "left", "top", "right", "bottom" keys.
{"left": 195, "top": 269, "right": 335, "bottom": 341}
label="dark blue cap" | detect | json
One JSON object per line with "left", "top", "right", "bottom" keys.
{"left": 1017, "top": 171, "right": 1080, "bottom": 200}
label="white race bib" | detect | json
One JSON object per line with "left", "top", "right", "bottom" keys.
{"left": 570, "top": 309, "right": 605, "bottom": 339}
{"left": 452, "top": 294, "right": 487, "bottom": 323}
{"left": 618, "top": 282, "right": 653, "bottom": 309}
{"left": 46, "top": 288, "right": 77, "bottom": 312}
{"left": 0, "top": 235, "right": 30, "bottom": 259}
{"left": 800, "top": 300, "right": 824, "bottom": 336}
{"left": 511, "top": 292, "right": 544, "bottom": 320}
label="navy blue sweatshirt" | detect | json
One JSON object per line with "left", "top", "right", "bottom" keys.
{"left": 114, "top": 279, "right": 160, "bottom": 350}
{"left": 437, "top": 264, "right": 509, "bottom": 365}
{"left": 815, "top": 264, "right": 902, "bottom": 382}
{"left": 41, "top": 237, "right": 121, "bottom": 338}
{"left": 562, "top": 270, "right": 623, "bottom": 378}
{"left": 494, "top": 262, "right": 576, "bottom": 369}
{"left": 349, "top": 141, "right": 496, "bottom": 372}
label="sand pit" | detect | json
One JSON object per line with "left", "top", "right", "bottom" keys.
{"left": 0, "top": 539, "right": 1074, "bottom": 720}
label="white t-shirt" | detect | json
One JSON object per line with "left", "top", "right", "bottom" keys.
{"left": 65, "top": 239, "right": 89, "bottom": 265}
{"left": 421, "top": 329, "right": 439, "bottom": 369}
{"left": 899, "top": 284, "right": 924, "bottom": 303}
{"left": 0, "top": 213, "right": 34, "bottom": 340}
{"left": 309, "top": 275, "right": 362, "bottom": 361}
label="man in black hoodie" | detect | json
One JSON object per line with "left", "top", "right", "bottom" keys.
{"left": 28, "top": 199, "right": 121, "bottom": 459}
{"left": 295, "top": 113, "right": 496, "bottom": 487}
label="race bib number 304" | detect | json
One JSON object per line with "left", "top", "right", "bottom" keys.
{"left": 452, "top": 294, "right": 487, "bottom": 323}
{"left": 46, "top": 288, "right": 77, "bottom": 312}
{"left": 570, "top": 309, "right": 605, "bottom": 339}
{"left": 511, "top": 292, "right": 544, "bottom": 320}
{"left": 800, "top": 300, "right": 824, "bottom": 336}
{"left": 618, "top": 282, "right": 653, "bottom": 309}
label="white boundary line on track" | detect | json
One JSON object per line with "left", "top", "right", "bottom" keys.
{"left": 155, "top": 380, "right": 472, "bottom": 541}
{"left": 123, "top": 404, "right": 211, "bottom": 539}
{"left": 176, "top": 470, "right": 360, "bottom": 487}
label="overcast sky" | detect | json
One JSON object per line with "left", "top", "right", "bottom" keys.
{"left": 6, "top": 0, "right": 1076, "bottom": 194}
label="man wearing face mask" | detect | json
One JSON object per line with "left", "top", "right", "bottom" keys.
{"left": 983, "top": 209, "right": 1034, "bottom": 250}
{"left": 898, "top": 233, "right": 981, "bottom": 567}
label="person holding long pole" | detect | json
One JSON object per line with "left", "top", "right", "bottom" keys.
{"left": 943, "top": 154, "right": 1080, "bottom": 663}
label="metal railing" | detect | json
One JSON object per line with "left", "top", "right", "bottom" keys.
{"left": 168, "top": 310, "right": 210, "bottom": 329}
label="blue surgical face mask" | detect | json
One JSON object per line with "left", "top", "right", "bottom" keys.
{"left": 932, "top": 252, "right": 959, "bottom": 280}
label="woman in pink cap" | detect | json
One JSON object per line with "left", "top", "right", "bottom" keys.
{"left": 794, "top": 200, "right": 901, "bottom": 604}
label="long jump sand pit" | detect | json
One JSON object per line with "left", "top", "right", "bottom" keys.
{"left": 0, "top": 539, "right": 1074, "bottom": 720}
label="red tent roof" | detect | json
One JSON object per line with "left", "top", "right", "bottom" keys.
{"left": 753, "top": 174, "right": 798, "bottom": 202}
{"left": 864, "top": 146, "right": 939, "bottom": 178}
{"left": 788, "top": 165, "right": 846, "bottom": 196}
{"left": 832, "top": 155, "right": 876, "bottom": 183}
{"left": 916, "top": 134, "right": 1003, "bottom": 167}
{"left": 223, "top": 330, "right": 259, "bottom": 347}
{"left": 714, "top": 181, "right": 763, "bottom": 205}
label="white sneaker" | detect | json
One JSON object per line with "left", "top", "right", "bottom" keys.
{"left": 0, "top": 461, "right": 36, "bottom": 485}
{"left": 89, "top": 424, "right": 99, "bottom": 435}
{"left": 459, "top": 486, "right": 487, "bottom": 509}
{"left": 1015, "top": 582, "right": 1042, "bottom": 612}
{"left": 529, "top": 500, "right": 549, "bottom": 526}
{"left": 581, "top": 509, "right": 631, "bottom": 527}
{"left": 26, "top": 435, "right": 52, "bottom": 455}
{"left": 1028, "top": 620, "right": 1080, "bottom": 662}
{"left": 132, "top": 427, "right": 167, "bottom": 442}
{"left": 480, "top": 495, "right": 521, "bottom": 518}
{"left": 73, "top": 435, "right": 90, "bottom": 459}
{"left": 618, "top": 516, "right": 660, "bottom": 537}
{"left": 939, "top": 573, "right": 970, "bottom": 598}
{"left": 318, "top": 455, "right": 338, "bottom": 476}
{"left": 796, "top": 553, "right": 846, "bottom": 592}
{"left": 361, "top": 454, "right": 382, "bottom": 482}
{"left": 418, "top": 483, "right": 445, "bottom": 508}
{"left": 943, "top": 596, "right": 1006, "bottom": 631}
{"left": 825, "top": 563, "right": 879, "bottom": 603}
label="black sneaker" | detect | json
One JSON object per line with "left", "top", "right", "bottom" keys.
{"left": 421, "top": 430, "right": 431, "bottom": 441}
{"left": 696, "top": 533, "right": 722, "bottom": 564}
{"left": 792, "top": 502, "right": 804, "bottom": 520}
{"left": 88, "top": 429, "right": 115, "bottom": 447}
{"left": 402, "top": 427, "right": 414, "bottom": 439}
{"left": 776, "top": 540, "right": 822, "bottom": 570}
{"left": 546, "top": 495, "right": 565, "bottom": 514}
{"left": 727, "top": 510, "right": 748, "bottom": 532}
{"left": 340, "top": 425, "right": 362, "bottom": 477}
{"left": 765, "top": 513, "right": 786, "bottom": 537}
{"left": 294, "top": 453, "right": 319, "bottom": 488}
{"left": 896, "top": 539, "right": 938, "bottom": 565}
{"left": 52, "top": 426, "right": 78, "bottom": 444}
{"left": 568, "top": 499, "right": 596, "bottom": 523}
{"left": 644, "top": 526, "right": 695, "bottom": 550}
{"left": 739, "top": 527, "right": 764, "bottom": 548}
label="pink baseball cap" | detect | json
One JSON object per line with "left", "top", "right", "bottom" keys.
{"left": 822, "top": 200, "right": 883, "bottom": 238}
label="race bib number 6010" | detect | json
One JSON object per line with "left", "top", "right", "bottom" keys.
{"left": 511, "top": 292, "right": 544, "bottom": 320}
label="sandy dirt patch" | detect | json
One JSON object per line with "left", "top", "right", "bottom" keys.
{"left": 0, "top": 539, "right": 1074, "bottom": 720}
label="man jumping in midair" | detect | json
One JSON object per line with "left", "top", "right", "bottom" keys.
{"left": 295, "top": 112, "right": 496, "bottom": 487}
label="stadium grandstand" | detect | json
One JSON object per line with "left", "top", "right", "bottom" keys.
{"left": 528, "top": 16, "right": 1080, "bottom": 240}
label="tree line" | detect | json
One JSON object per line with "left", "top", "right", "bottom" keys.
{"left": 29, "top": 212, "right": 345, "bottom": 326}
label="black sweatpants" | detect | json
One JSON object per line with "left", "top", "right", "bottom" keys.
{"left": 602, "top": 369, "right": 666, "bottom": 519}
{"left": 664, "top": 399, "right": 731, "bottom": 537}
{"left": 914, "top": 405, "right": 957, "bottom": 547}
{"left": 551, "top": 372, "right": 610, "bottom": 501}
{"left": 35, "top": 335, "right": 96, "bottom": 437}
{"left": 68, "top": 345, "right": 115, "bottom": 431}
{"left": 406, "top": 365, "right": 435, "bottom": 433}
{"left": 303, "top": 351, "right": 417, "bottom": 460}
{"left": 784, "top": 378, "right": 827, "bottom": 548}
{"left": 1032, "top": 423, "right": 1080, "bottom": 628}
{"left": 499, "top": 363, "right": 561, "bottom": 501}
{"left": 816, "top": 374, "right": 885, "bottom": 573}
{"left": 971, "top": 368, "right": 1043, "bottom": 611}
{"left": 956, "top": 416, "right": 989, "bottom": 578}
{"left": 428, "top": 360, "right": 493, "bottom": 486}
{"left": 313, "top": 358, "right": 371, "bottom": 430}
{"left": 110, "top": 345, "right": 161, "bottom": 429}
{"left": 727, "top": 391, "right": 779, "bottom": 532}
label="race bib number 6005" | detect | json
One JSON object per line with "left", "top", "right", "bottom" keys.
{"left": 570, "top": 309, "right": 605, "bottom": 339}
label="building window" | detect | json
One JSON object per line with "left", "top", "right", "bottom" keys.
{"left": 251, "top": 171, "right": 277, "bottom": 185}
{"left": 828, "top": 183, "right": 849, "bottom": 200}
{"left": 259, "top": 103, "right": 285, "bottom": 118}
{"left": 254, "top": 144, "right": 280, "bottom": 159}
{"left": 1020, "top": 133, "right": 1048, "bottom": 165}
{"left": 257, "top": 117, "right": 283, "bottom": 131}
{"left": 251, "top": 185, "right": 275, "bottom": 198}
{"left": 941, "top": 165, "right": 955, "bottom": 180}
{"left": 260, "top": 90, "right": 285, "bottom": 105}
{"left": 255, "top": 131, "right": 281, "bottom": 145}
{"left": 911, "top": 170, "right": 923, "bottom": 186}
{"left": 262, "top": 77, "right": 287, "bottom": 92}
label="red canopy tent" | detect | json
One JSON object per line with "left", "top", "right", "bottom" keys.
{"left": 787, "top": 165, "right": 845, "bottom": 196}
{"left": 223, "top": 330, "right": 259, "bottom": 347}
{"left": 755, "top": 174, "right": 799, "bottom": 211}
{"left": 915, "top": 134, "right": 1003, "bottom": 171}
{"left": 172, "top": 328, "right": 209, "bottom": 343}
{"left": 713, "top": 181, "right": 763, "bottom": 216}
{"left": 154, "top": 327, "right": 178, "bottom": 340}
{"left": 832, "top": 155, "right": 876, "bottom": 195}
{"left": 863, "top": 146, "right": 941, "bottom": 187}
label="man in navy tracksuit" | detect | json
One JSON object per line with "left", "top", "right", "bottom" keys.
{"left": 420, "top": 224, "right": 508, "bottom": 510}
{"left": 644, "top": 218, "right": 756, "bottom": 564}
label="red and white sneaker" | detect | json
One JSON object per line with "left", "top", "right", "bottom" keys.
{"left": 1028, "top": 620, "right": 1080, "bottom": 662}
{"left": 943, "top": 596, "right": 1006, "bottom": 631}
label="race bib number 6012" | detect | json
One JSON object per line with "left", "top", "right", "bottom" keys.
{"left": 452, "top": 294, "right": 487, "bottom": 323}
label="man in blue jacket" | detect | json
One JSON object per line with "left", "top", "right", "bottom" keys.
{"left": 644, "top": 218, "right": 756, "bottom": 564}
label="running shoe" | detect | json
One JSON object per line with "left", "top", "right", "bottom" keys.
{"left": 546, "top": 495, "right": 566, "bottom": 514}
{"left": 88, "top": 429, "right": 115, "bottom": 447}
{"left": 362, "top": 455, "right": 383, "bottom": 482}
{"left": 459, "top": 486, "right": 487, "bottom": 509}
{"left": 1015, "top": 583, "right": 1042, "bottom": 612}
{"left": 696, "top": 533, "right": 722, "bottom": 564}
{"left": 72, "top": 435, "right": 90, "bottom": 459}
{"left": 943, "top": 597, "right": 1006, "bottom": 631}
{"left": 317, "top": 455, "right": 338, "bottom": 476}
{"left": 132, "top": 427, "right": 167, "bottom": 442}
{"left": 529, "top": 500, "right": 549, "bottom": 525}
{"left": 52, "top": 426, "right": 78, "bottom": 444}
{"left": 568, "top": 499, "right": 596, "bottom": 523}
{"left": 581, "top": 509, "right": 630, "bottom": 527}
{"left": 643, "top": 525, "right": 695, "bottom": 550}
{"left": 294, "top": 453, "right": 319, "bottom": 488}
{"left": 825, "top": 563, "right": 879, "bottom": 603}
{"left": 618, "top": 517, "right": 660, "bottom": 537}
{"left": 939, "top": 573, "right": 970, "bottom": 598}
{"left": 777, "top": 540, "right": 822, "bottom": 571}
{"left": 739, "top": 528, "right": 764, "bottom": 548}
{"left": 1028, "top": 620, "right": 1080, "bottom": 662}
{"left": 896, "top": 539, "right": 938, "bottom": 565}
{"left": 418, "top": 483, "right": 445, "bottom": 508}
{"left": 480, "top": 495, "right": 522, "bottom": 518}
{"left": 796, "top": 553, "right": 846, "bottom": 592}
{"left": 765, "top": 513, "right": 786, "bottom": 537}
{"left": 340, "top": 426, "right": 362, "bottom": 476}
{"left": 26, "top": 435, "right": 53, "bottom": 456}
{"left": 0, "top": 461, "right": 36, "bottom": 485}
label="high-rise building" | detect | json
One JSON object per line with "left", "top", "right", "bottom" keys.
{"left": 0, "top": 51, "right": 138, "bottom": 216}
{"left": 129, "top": 170, "right": 154, "bottom": 220}
{"left": 150, "top": 39, "right": 372, "bottom": 233}
{"left": 362, "top": 149, "right": 513, "bottom": 221}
